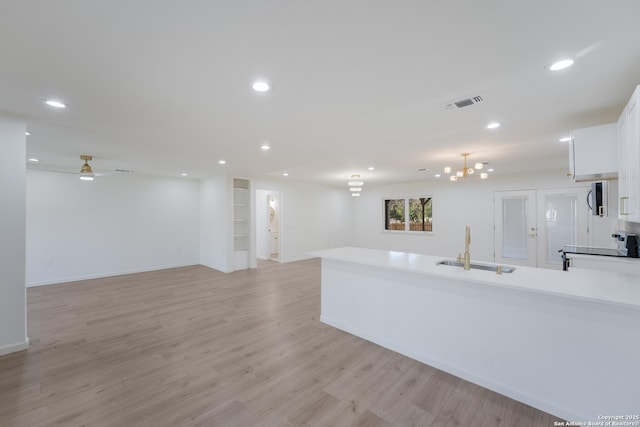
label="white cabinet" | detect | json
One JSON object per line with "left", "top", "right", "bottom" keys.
{"left": 233, "top": 178, "right": 251, "bottom": 270}
{"left": 569, "top": 254, "right": 640, "bottom": 274}
{"left": 618, "top": 85, "right": 640, "bottom": 222}
{"left": 569, "top": 123, "right": 617, "bottom": 182}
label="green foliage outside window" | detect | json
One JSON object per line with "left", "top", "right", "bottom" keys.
{"left": 384, "top": 197, "right": 432, "bottom": 232}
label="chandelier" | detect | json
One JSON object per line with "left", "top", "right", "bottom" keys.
{"left": 444, "top": 153, "right": 488, "bottom": 181}
{"left": 348, "top": 174, "right": 363, "bottom": 197}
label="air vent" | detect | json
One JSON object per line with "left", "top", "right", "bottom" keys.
{"left": 115, "top": 169, "right": 135, "bottom": 173}
{"left": 445, "top": 95, "right": 484, "bottom": 110}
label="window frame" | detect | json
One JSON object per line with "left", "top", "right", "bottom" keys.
{"left": 382, "top": 196, "right": 433, "bottom": 233}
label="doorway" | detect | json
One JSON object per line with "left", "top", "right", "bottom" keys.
{"left": 256, "top": 190, "right": 281, "bottom": 262}
{"left": 494, "top": 187, "right": 590, "bottom": 269}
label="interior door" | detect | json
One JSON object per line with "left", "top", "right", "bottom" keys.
{"left": 494, "top": 190, "right": 537, "bottom": 267}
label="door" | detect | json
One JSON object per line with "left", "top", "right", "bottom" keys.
{"left": 267, "top": 193, "right": 280, "bottom": 261}
{"left": 494, "top": 190, "right": 537, "bottom": 267}
{"left": 255, "top": 189, "right": 281, "bottom": 262}
{"left": 495, "top": 188, "right": 590, "bottom": 269}
{"left": 536, "top": 188, "right": 589, "bottom": 270}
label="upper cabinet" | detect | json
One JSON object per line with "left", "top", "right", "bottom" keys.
{"left": 569, "top": 123, "right": 618, "bottom": 182}
{"left": 618, "top": 85, "right": 640, "bottom": 222}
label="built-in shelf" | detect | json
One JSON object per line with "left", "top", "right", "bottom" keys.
{"left": 233, "top": 178, "right": 251, "bottom": 266}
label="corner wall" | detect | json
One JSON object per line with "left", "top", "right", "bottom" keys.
{"left": 26, "top": 170, "right": 200, "bottom": 286}
{"left": 0, "top": 115, "right": 27, "bottom": 355}
{"left": 199, "top": 175, "right": 231, "bottom": 272}
{"left": 253, "top": 179, "right": 354, "bottom": 263}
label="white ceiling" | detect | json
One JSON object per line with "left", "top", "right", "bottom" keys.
{"left": 2, "top": 1, "right": 640, "bottom": 186}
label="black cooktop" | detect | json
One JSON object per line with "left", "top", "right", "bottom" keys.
{"left": 562, "top": 245, "right": 626, "bottom": 257}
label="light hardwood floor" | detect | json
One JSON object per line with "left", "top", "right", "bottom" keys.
{"left": 0, "top": 259, "right": 562, "bottom": 426}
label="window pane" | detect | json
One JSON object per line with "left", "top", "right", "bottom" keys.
{"left": 502, "top": 197, "right": 528, "bottom": 259}
{"left": 384, "top": 199, "right": 405, "bottom": 230}
{"left": 409, "top": 198, "right": 432, "bottom": 231}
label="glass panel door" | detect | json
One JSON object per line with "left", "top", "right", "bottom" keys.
{"left": 495, "top": 190, "right": 537, "bottom": 267}
{"left": 537, "top": 188, "right": 590, "bottom": 270}
{"left": 502, "top": 197, "right": 528, "bottom": 259}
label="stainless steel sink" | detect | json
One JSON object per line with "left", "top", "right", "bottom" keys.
{"left": 436, "top": 260, "right": 516, "bottom": 273}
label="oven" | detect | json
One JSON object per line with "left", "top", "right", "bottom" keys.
{"left": 561, "top": 231, "right": 638, "bottom": 271}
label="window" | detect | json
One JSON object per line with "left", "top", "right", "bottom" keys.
{"left": 384, "top": 197, "right": 432, "bottom": 232}
{"left": 384, "top": 199, "right": 405, "bottom": 230}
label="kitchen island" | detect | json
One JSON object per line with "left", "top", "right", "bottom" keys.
{"left": 309, "top": 247, "right": 640, "bottom": 423}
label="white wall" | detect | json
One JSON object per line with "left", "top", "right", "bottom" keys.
{"left": 254, "top": 179, "right": 354, "bottom": 263}
{"left": 199, "top": 175, "right": 231, "bottom": 272}
{"left": 352, "top": 170, "right": 619, "bottom": 262}
{"left": 26, "top": 170, "right": 200, "bottom": 286}
{"left": 0, "top": 115, "right": 27, "bottom": 355}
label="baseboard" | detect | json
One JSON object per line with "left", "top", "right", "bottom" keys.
{"left": 279, "top": 254, "right": 316, "bottom": 263}
{"left": 320, "top": 315, "right": 578, "bottom": 422}
{"left": 26, "top": 262, "right": 200, "bottom": 287}
{"left": 0, "top": 337, "right": 29, "bottom": 356}
{"left": 199, "top": 262, "right": 231, "bottom": 274}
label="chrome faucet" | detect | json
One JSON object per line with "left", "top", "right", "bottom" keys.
{"left": 456, "top": 226, "right": 471, "bottom": 270}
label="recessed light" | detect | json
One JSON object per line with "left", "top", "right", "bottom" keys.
{"left": 218, "top": 160, "right": 226, "bottom": 165}
{"left": 80, "top": 176, "right": 94, "bottom": 181}
{"left": 368, "top": 166, "right": 375, "bottom": 171}
{"left": 559, "top": 136, "right": 571, "bottom": 142}
{"left": 282, "top": 172, "right": 289, "bottom": 177}
{"left": 252, "top": 81, "right": 270, "bottom": 92}
{"left": 44, "top": 99, "right": 67, "bottom": 109}
{"left": 486, "top": 122, "right": 500, "bottom": 129}
{"left": 350, "top": 187, "right": 362, "bottom": 192}
{"left": 352, "top": 193, "right": 360, "bottom": 197}
{"left": 181, "top": 173, "right": 188, "bottom": 176}
{"left": 549, "top": 59, "right": 574, "bottom": 71}
{"left": 435, "top": 174, "right": 441, "bottom": 178}
{"left": 25, "top": 131, "right": 30, "bottom": 136}
{"left": 28, "top": 158, "right": 39, "bottom": 162}
{"left": 261, "top": 144, "right": 270, "bottom": 150}
{"left": 488, "top": 168, "right": 495, "bottom": 172}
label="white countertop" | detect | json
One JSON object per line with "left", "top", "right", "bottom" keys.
{"left": 309, "top": 246, "right": 640, "bottom": 310}
{"left": 568, "top": 252, "right": 640, "bottom": 263}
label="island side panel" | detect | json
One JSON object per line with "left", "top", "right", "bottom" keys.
{"left": 319, "top": 258, "right": 640, "bottom": 422}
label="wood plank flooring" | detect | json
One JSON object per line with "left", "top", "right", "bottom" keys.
{"left": 0, "top": 259, "right": 563, "bottom": 426}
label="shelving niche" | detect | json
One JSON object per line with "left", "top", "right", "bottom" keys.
{"left": 233, "top": 178, "right": 251, "bottom": 270}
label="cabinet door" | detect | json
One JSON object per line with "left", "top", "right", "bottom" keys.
{"left": 628, "top": 89, "right": 640, "bottom": 222}
{"left": 618, "top": 86, "right": 640, "bottom": 222}
{"left": 618, "top": 109, "right": 630, "bottom": 220}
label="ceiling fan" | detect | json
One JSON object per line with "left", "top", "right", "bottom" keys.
{"left": 27, "top": 154, "right": 132, "bottom": 180}
{"left": 79, "top": 155, "right": 95, "bottom": 180}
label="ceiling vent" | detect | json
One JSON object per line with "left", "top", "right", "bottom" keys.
{"left": 445, "top": 96, "right": 484, "bottom": 110}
